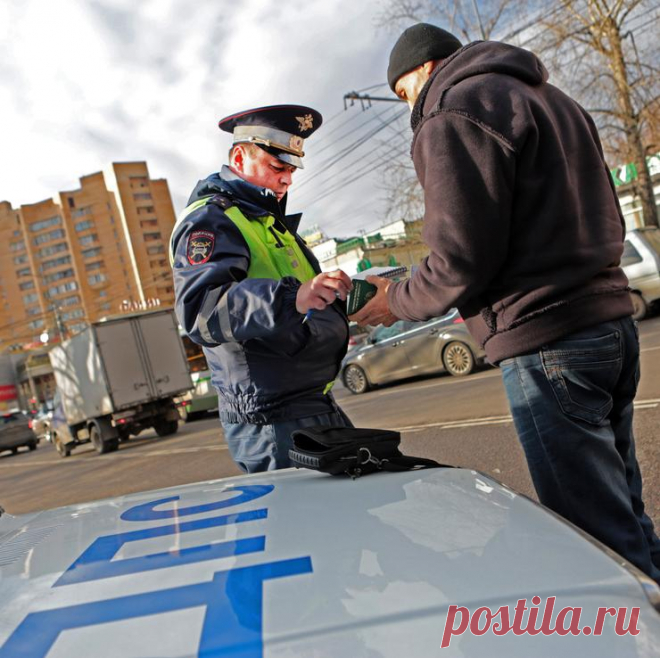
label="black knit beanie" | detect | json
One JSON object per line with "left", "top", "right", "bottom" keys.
{"left": 387, "top": 23, "right": 463, "bottom": 92}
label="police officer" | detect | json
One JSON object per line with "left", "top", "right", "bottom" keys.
{"left": 171, "top": 105, "right": 353, "bottom": 473}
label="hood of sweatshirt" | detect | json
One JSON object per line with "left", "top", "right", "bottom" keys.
{"left": 411, "top": 41, "right": 548, "bottom": 131}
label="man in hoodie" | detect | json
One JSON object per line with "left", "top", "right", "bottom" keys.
{"left": 352, "top": 24, "right": 660, "bottom": 581}
{"left": 171, "top": 105, "right": 353, "bottom": 473}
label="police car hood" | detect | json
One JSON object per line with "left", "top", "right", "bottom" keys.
{"left": 2, "top": 468, "right": 660, "bottom": 657}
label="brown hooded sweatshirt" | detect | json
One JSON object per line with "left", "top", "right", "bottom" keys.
{"left": 387, "top": 41, "right": 633, "bottom": 363}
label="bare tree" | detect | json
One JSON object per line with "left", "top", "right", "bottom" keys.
{"left": 526, "top": 0, "right": 660, "bottom": 227}
{"left": 376, "top": 0, "right": 659, "bottom": 227}
{"left": 375, "top": 0, "right": 531, "bottom": 40}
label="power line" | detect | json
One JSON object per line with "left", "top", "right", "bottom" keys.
{"left": 295, "top": 128, "right": 411, "bottom": 206}
{"left": 305, "top": 103, "right": 401, "bottom": 162}
{"left": 296, "top": 108, "right": 409, "bottom": 192}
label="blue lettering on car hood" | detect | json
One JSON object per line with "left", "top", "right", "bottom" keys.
{"left": 0, "top": 484, "right": 313, "bottom": 658}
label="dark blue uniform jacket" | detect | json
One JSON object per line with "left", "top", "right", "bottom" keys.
{"left": 171, "top": 167, "right": 349, "bottom": 423}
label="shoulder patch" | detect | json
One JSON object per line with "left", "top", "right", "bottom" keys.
{"left": 187, "top": 230, "right": 215, "bottom": 265}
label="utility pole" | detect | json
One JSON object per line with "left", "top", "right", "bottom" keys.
{"left": 51, "top": 304, "right": 67, "bottom": 342}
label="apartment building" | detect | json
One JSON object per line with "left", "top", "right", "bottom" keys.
{"left": 0, "top": 162, "right": 177, "bottom": 350}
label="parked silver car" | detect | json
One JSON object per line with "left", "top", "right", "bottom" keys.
{"left": 0, "top": 410, "right": 39, "bottom": 456}
{"left": 623, "top": 228, "right": 660, "bottom": 320}
{"left": 340, "top": 310, "right": 487, "bottom": 394}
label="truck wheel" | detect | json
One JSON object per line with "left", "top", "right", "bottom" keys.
{"left": 154, "top": 418, "right": 179, "bottom": 437}
{"left": 54, "top": 433, "right": 71, "bottom": 458}
{"left": 90, "top": 424, "right": 119, "bottom": 454}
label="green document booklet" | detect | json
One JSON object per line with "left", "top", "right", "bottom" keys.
{"left": 346, "top": 266, "right": 408, "bottom": 315}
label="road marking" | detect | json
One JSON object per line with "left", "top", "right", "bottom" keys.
{"left": 0, "top": 444, "right": 229, "bottom": 468}
{"left": 392, "top": 399, "right": 659, "bottom": 434}
{"left": 641, "top": 345, "right": 660, "bottom": 353}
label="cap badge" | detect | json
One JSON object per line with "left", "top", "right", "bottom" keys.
{"left": 296, "top": 114, "right": 314, "bottom": 132}
{"left": 289, "top": 135, "right": 304, "bottom": 152}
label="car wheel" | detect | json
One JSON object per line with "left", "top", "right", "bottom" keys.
{"left": 443, "top": 341, "right": 475, "bottom": 376}
{"left": 90, "top": 424, "right": 119, "bottom": 454}
{"left": 630, "top": 292, "right": 647, "bottom": 321}
{"left": 11, "top": 447, "right": 18, "bottom": 455}
{"left": 28, "top": 442, "right": 37, "bottom": 451}
{"left": 343, "top": 364, "right": 370, "bottom": 394}
{"left": 54, "top": 433, "right": 71, "bottom": 458}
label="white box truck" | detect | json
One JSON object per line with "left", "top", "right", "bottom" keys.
{"left": 48, "top": 310, "right": 193, "bottom": 456}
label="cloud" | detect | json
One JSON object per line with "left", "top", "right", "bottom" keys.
{"left": 0, "top": 0, "right": 406, "bottom": 237}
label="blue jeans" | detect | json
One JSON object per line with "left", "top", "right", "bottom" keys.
{"left": 221, "top": 407, "right": 353, "bottom": 473}
{"left": 500, "top": 317, "right": 660, "bottom": 582}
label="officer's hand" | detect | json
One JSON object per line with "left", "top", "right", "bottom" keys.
{"left": 349, "top": 276, "right": 400, "bottom": 327}
{"left": 296, "top": 270, "right": 353, "bottom": 314}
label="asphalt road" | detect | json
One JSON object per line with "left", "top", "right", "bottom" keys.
{"left": 3, "top": 316, "right": 660, "bottom": 523}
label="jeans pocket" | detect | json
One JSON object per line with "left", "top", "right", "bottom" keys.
{"left": 541, "top": 332, "right": 622, "bottom": 425}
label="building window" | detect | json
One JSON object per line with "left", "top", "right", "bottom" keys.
{"left": 143, "top": 232, "right": 162, "bottom": 242}
{"left": 140, "top": 219, "right": 158, "bottom": 229}
{"left": 130, "top": 176, "right": 148, "bottom": 188}
{"left": 48, "top": 281, "right": 78, "bottom": 297}
{"left": 23, "top": 293, "right": 38, "bottom": 305}
{"left": 16, "top": 267, "right": 32, "bottom": 277}
{"left": 37, "top": 242, "right": 68, "bottom": 258}
{"left": 88, "top": 273, "right": 107, "bottom": 285}
{"left": 74, "top": 219, "right": 94, "bottom": 232}
{"left": 81, "top": 247, "right": 102, "bottom": 259}
{"left": 134, "top": 193, "right": 152, "bottom": 200}
{"left": 85, "top": 260, "right": 104, "bottom": 271}
{"left": 68, "top": 197, "right": 75, "bottom": 208}
{"left": 60, "top": 295, "right": 80, "bottom": 307}
{"left": 71, "top": 206, "right": 92, "bottom": 219}
{"left": 137, "top": 206, "right": 155, "bottom": 215}
{"left": 69, "top": 322, "right": 87, "bottom": 333}
{"left": 13, "top": 254, "right": 28, "bottom": 265}
{"left": 26, "top": 306, "right": 41, "bottom": 316}
{"left": 30, "top": 216, "right": 62, "bottom": 232}
{"left": 41, "top": 255, "right": 72, "bottom": 271}
{"left": 44, "top": 268, "right": 74, "bottom": 284}
{"left": 29, "top": 319, "right": 45, "bottom": 330}
{"left": 10, "top": 241, "right": 26, "bottom": 252}
{"left": 79, "top": 233, "right": 98, "bottom": 246}
{"left": 33, "top": 229, "right": 66, "bottom": 245}
{"left": 147, "top": 245, "right": 165, "bottom": 255}
{"left": 99, "top": 302, "right": 111, "bottom": 311}
{"left": 98, "top": 290, "right": 108, "bottom": 298}
{"left": 19, "top": 280, "right": 35, "bottom": 290}
{"left": 61, "top": 309, "right": 85, "bottom": 321}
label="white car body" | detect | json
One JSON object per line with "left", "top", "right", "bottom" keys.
{"left": 1, "top": 467, "right": 659, "bottom": 657}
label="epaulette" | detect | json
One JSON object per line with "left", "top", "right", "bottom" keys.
{"left": 208, "top": 194, "right": 234, "bottom": 211}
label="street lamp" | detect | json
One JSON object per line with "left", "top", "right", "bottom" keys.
{"left": 40, "top": 331, "right": 49, "bottom": 345}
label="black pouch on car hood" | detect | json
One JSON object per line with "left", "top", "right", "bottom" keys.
{"left": 289, "top": 425, "right": 448, "bottom": 478}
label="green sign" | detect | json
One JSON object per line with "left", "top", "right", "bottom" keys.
{"left": 610, "top": 153, "right": 660, "bottom": 187}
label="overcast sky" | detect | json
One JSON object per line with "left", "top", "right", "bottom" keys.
{"left": 0, "top": 0, "right": 411, "bottom": 238}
